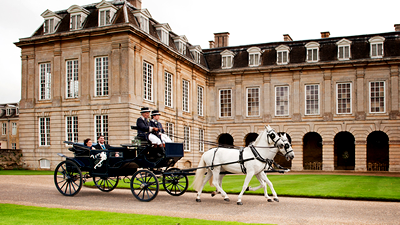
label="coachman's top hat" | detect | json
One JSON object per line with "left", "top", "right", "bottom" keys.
{"left": 140, "top": 107, "right": 151, "bottom": 113}
{"left": 151, "top": 110, "right": 161, "bottom": 116}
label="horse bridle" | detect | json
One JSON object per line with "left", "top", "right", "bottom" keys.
{"left": 267, "top": 129, "right": 293, "bottom": 158}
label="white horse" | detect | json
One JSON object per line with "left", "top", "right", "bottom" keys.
{"left": 192, "top": 125, "right": 295, "bottom": 205}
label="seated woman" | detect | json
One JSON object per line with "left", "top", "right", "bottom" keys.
{"left": 84, "top": 138, "right": 94, "bottom": 150}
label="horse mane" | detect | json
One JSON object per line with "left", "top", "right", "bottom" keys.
{"left": 253, "top": 128, "right": 268, "bottom": 146}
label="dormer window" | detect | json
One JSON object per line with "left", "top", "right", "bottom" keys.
{"left": 173, "top": 35, "right": 188, "bottom": 55}
{"left": 189, "top": 46, "right": 202, "bottom": 64}
{"left": 133, "top": 9, "right": 152, "bottom": 34}
{"left": 6, "top": 108, "right": 11, "bottom": 116}
{"left": 275, "top": 45, "right": 290, "bottom": 65}
{"left": 41, "top": 10, "right": 62, "bottom": 34}
{"left": 155, "top": 23, "right": 171, "bottom": 45}
{"left": 369, "top": 36, "right": 385, "bottom": 58}
{"left": 305, "top": 42, "right": 320, "bottom": 62}
{"left": 220, "top": 50, "right": 234, "bottom": 69}
{"left": 336, "top": 39, "right": 352, "bottom": 60}
{"left": 247, "top": 47, "right": 261, "bottom": 67}
{"left": 16, "top": 107, "right": 19, "bottom": 115}
{"left": 96, "top": 0, "right": 117, "bottom": 27}
{"left": 67, "top": 5, "right": 89, "bottom": 31}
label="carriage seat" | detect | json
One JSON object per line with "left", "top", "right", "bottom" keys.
{"left": 71, "top": 143, "right": 91, "bottom": 156}
{"left": 131, "top": 125, "right": 150, "bottom": 146}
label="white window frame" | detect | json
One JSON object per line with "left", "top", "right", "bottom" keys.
{"left": 247, "top": 47, "right": 261, "bottom": 67}
{"left": 305, "top": 84, "right": 320, "bottom": 115}
{"left": 219, "top": 89, "right": 232, "bottom": 118}
{"left": 197, "top": 86, "right": 204, "bottom": 116}
{"left": 39, "top": 63, "right": 51, "bottom": 100}
{"left": 199, "top": 128, "right": 204, "bottom": 152}
{"left": 16, "top": 108, "right": 19, "bottom": 115}
{"left": 66, "top": 60, "right": 79, "bottom": 98}
{"left": 369, "top": 36, "right": 385, "bottom": 58}
{"left": 182, "top": 79, "right": 190, "bottom": 112}
{"left": 276, "top": 45, "right": 290, "bottom": 65}
{"left": 6, "top": 108, "right": 11, "bottom": 116}
{"left": 39, "top": 117, "right": 51, "bottom": 146}
{"left": 305, "top": 42, "right": 320, "bottom": 63}
{"left": 12, "top": 122, "right": 17, "bottom": 135}
{"left": 165, "top": 122, "right": 174, "bottom": 142}
{"left": 336, "top": 83, "right": 352, "bottom": 114}
{"left": 95, "top": 57, "right": 109, "bottom": 96}
{"left": 184, "top": 126, "right": 190, "bottom": 152}
{"left": 337, "top": 39, "right": 352, "bottom": 61}
{"left": 41, "top": 10, "right": 61, "bottom": 34}
{"left": 369, "top": 81, "right": 385, "bottom": 113}
{"left": 143, "top": 61, "right": 153, "bottom": 101}
{"left": 2, "top": 123, "right": 6, "bottom": 135}
{"left": 39, "top": 159, "right": 50, "bottom": 169}
{"left": 67, "top": 5, "right": 89, "bottom": 31}
{"left": 164, "top": 71, "right": 173, "bottom": 108}
{"left": 221, "top": 50, "right": 234, "bottom": 69}
{"left": 275, "top": 86, "right": 289, "bottom": 116}
{"left": 70, "top": 14, "right": 82, "bottom": 30}
{"left": 246, "top": 87, "right": 260, "bottom": 117}
{"left": 95, "top": 115, "right": 108, "bottom": 143}
{"left": 66, "top": 116, "right": 78, "bottom": 143}
{"left": 99, "top": 9, "right": 111, "bottom": 26}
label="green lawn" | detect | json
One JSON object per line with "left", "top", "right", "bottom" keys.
{"left": 0, "top": 169, "right": 53, "bottom": 175}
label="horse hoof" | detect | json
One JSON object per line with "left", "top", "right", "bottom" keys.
{"left": 224, "top": 198, "right": 230, "bottom": 202}
{"left": 245, "top": 186, "right": 250, "bottom": 191}
{"left": 211, "top": 193, "right": 216, "bottom": 197}
{"left": 267, "top": 199, "right": 273, "bottom": 202}
{"left": 196, "top": 199, "right": 201, "bottom": 202}
{"left": 274, "top": 198, "right": 279, "bottom": 202}
{"left": 237, "top": 202, "right": 243, "bottom": 205}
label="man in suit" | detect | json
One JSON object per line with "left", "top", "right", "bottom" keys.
{"left": 136, "top": 107, "right": 162, "bottom": 146}
{"left": 150, "top": 110, "right": 172, "bottom": 144}
{"left": 93, "top": 135, "right": 110, "bottom": 150}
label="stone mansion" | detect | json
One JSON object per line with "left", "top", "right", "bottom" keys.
{"left": 15, "top": 0, "right": 400, "bottom": 171}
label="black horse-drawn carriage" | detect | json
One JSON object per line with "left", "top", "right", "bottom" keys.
{"left": 54, "top": 126, "right": 188, "bottom": 202}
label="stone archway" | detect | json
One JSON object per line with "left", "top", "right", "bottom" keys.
{"left": 367, "top": 131, "right": 389, "bottom": 171}
{"left": 218, "top": 133, "right": 234, "bottom": 147}
{"left": 303, "top": 132, "right": 323, "bottom": 170}
{"left": 273, "top": 132, "right": 292, "bottom": 169}
{"left": 245, "top": 132, "right": 258, "bottom": 146}
{"left": 334, "top": 131, "right": 355, "bottom": 170}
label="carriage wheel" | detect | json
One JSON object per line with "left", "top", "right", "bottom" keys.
{"left": 93, "top": 176, "right": 119, "bottom": 192}
{"left": 130, "top": 170, "right": 159, "bottom": 202}
{"left": 54, "top": 160, "right": 82, "bottom": 196}
{"left": 162, "top": 168, "right": 188, "bottom": 196}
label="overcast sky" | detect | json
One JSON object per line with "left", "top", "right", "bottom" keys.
{"left": 1, "top": 0, "right": 399, "bottom": 103}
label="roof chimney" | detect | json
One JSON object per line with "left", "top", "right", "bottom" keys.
{"left": 321, "top": 31, "right": 330, "bottom": 38}
{"left": 209, "top": 40, "right": 215, "bottom": 48}
{"left": 395, "top": 24, "right": 400, "bottom": 31}
{"left": 214, "top": 32, "right": 229, "bottom": 48}
{"left": 283, "top": 34, "right": 293, "bottom": 42}
{"left": 127, "top": 0, "right": 141, "bottom": 9}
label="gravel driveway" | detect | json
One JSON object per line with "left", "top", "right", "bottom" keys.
{"left": 1, "top": 175, "right": 399, "bottom": 225}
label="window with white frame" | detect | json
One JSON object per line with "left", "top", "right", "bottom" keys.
{"left": 39, "top": 159, "right": 50, "bottom": 169}
{"left": 95, "top": 57, "right": 108, "bottom": 96}
{"left": 2, "top": 123, "right": 6, "bottom": 135}
{"left": 182, "top": 80, "right": 190, "bottom": 112}
{"left": 66, "top": 60, "right": 79, "bottom": 98}
{"left": 67, "top": 5, "right": 89, "bottom": 31}
{"left": 95, "top": 115, "right": 108, "bottom": 143}
{"left": 39, "top": 63, "right": 51, "bottom": 100}
{"left": 337, "top": 39, "right": 351, "bottom": 60}
{"left": 41, "top": 10, "right": 61, "bottom": 34}
{"left": 184, "top": 126, "right": 190, "bottom": 151}
{"left": 369, "top": 36, "right": 385, "bottom": 58}
{"left": 247, "top": 87, "right": 260, "bottom": 116}
{"left": 143, "top": 62, "right": 153, "bottom": 101}
{"left": 12, "top": 123, "right": 17, "bottom": 135}
{"left": 66, "top": 116, "right": 78, "bottom": 143}
{"left": 139, "top": 16, "right": 149, "bottom": 33}
{"left": 199, "top": 128, "right": 204, "bottom": 152}
{"left": 305, "top": 84, "right": 320, "bottom": 115}
{"left": 190, "top": 45, "right": 202, "bottom": 64}
{"left": 44, "top": 18, "right": 55, "bottom": 34}
{"left": 16, "top": 108, "right": 19, "bottom": 115}
{"left": 305, "top": 42, "right": 320, "bottom": 62}
{"left": 275, "top": 86, "right": 289, "bottom": 116}
{"left": 99, "top": 10, "right": 111, "bottom": 26}
{"left": 173, "top": 35, "right": 188, "bottom": 55}
{"left": 221, "top": 50, "right": 234, "bottom": 69}
{"left": 155, "top": 23, "right": 170, "bottom": 45}
{"left": 70, "top": 14, "right": 81, "bottom": 30}
{"left": 370, "top": 81, "right": 385, "bottom": 113}
{"left": 165, "top": 122, "right": 174, "bottom": 142}
{"left": 164, "top": 71, "right": 173, "bottom": 107}
{"left": 219, "top": 89, "right": 232, "bottom": 117}
{"left": 276, "top": 45, "right": 290, "bottom": 64}
{"left": 247, "top": 47, "right": 261, "bottom": 67}
{"left": 39, "top": 117, "right": 51, "bottom": 146}
{"left": 12, "top": 143, "right": 16, "bottom": 150}
{"left": 6, "top": 108, "right": 11, "bottom": 116}
{"left": 337, "top": 83, "right": 352, "bottom": 114}
{"left": 197, "top": 86, "right": 204, "bottom": 116}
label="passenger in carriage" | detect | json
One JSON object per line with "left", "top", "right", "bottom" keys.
{"left": 150, "top": 110, "right": 172, "bottom": 144}
{"left": 93, "top": 135, "right": 110, "bottom": 150}
{"left": 136, "top": 107, "right": 162, "bottom": 147}
{"left": 84, "top": 138, "right": 95, "bottom": 150}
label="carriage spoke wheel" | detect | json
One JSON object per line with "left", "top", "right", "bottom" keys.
{"left": 54, "top": 160, "right": 82, "bottom": 196}
{"left": 130, "top": 170, "right": 159, "bottom": 202}
{"left": 93, "top": 176, "right": 119, "bottom": 192}
{"left": 162, "top": 168, "right": 188, "bottom": 196}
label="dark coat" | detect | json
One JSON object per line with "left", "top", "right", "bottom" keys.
{"left": 93, "top": 143, "right": 110, "bottom": 150}
{"left": 150, "top": 119, "right": 165, "bottom": 136}
{"left": 136, "top": 116, "right": 152, "bottom": 139}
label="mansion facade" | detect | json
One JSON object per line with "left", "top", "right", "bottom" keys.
{"left": 15, "top": 0, "right": 400, "bottom": 172}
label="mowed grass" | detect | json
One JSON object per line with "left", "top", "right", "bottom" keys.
{"left": 0, "top": 204, "right": 264, "bottom": 225}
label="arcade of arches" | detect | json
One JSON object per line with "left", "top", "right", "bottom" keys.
{"left": 216, "top": 130, "right": 390, "bottom": 171}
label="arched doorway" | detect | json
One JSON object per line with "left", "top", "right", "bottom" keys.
{"left": 273, "top": 133, "right": 292, "bottom": 169}
{"left": 303, "top": 132, "right": 323, "bottom": 170}
{"left": 334, "top": 131, "right": 355, "bottom": 170}
{"left": 367, "top": 131, "right": 389, "bottom": 171}
{"left": 218, "top": 133, "right": 234, "bottom": 147}
{"left": 245, "top": 133, "right": 258, "bottom": 146}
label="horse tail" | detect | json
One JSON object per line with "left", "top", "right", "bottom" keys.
{"left": 191, "top": 154, "right": 206, "bottom": 192}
